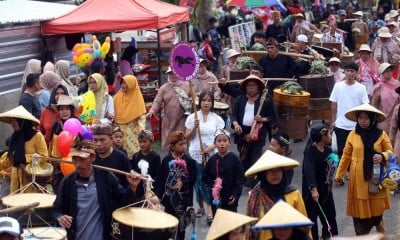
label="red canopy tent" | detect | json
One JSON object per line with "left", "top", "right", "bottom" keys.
{"left": 41, "top": 0, "right": 189, "bottom": 34}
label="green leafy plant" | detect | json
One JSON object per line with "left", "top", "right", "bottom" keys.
{"left": 235, "top": 56, "right": 257, "bottom": 70}
{"left": 279, "top": 81, "right": 304, "bottom": 95}
{"left": 309, "top": 60, "right": 328, "bottom": 75}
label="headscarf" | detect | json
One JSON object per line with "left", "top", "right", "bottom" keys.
{"left": 39, "top": 72, "right": 61, "bottom": 91}
{"left": 55, "top": 60, "right": 73, "bottom": 86}
{"left": 21, "top": 59, "right": 41, "bottom": 89}
{"left": 90, "top": 73, "right": 109, "bottom": 119}
{"left": 354, "top": 111, "right": 383, "bottom": 181}
{"left": 113, "top": 75, "right": 146, "bottom": 124}
{"left": 48, "top": 84, "right": 68, "bottom": 109}
{"left": 373, "top": 76, "right": 398, "bottom": 116}
{"left": 8, "top": 119, "right": 37, "bottom": 166}
{"left": 43, "top": 62, "right": 55, "bottom": 73}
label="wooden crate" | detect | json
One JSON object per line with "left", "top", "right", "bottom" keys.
{"left": 278, "top": 117, "right": 308, "bottom": 140}
{"left": 308, "top": 98, "right": 332, "bottom": 120}
{"left": 229, "top": 70, "right": 250, "bottom": 80}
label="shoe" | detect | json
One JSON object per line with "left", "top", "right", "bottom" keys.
{"left": 207, "top": 216, "right": 213, "bottom": 226}
{"left": 195, "top": 208, "right": 205, "bottom": 218}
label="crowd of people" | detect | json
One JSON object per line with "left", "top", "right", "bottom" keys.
{"left": 2, "top": 2, "right": 400, "bottom": 239}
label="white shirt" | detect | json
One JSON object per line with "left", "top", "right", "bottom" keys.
{"left": 100, "top": 95, "right": 114, "bottom": 125}
{"left": 185, "top": 111, "right": 225, "bottom": 164}
{"left": 329, "top": 81, "right": 369, "bottom": 130}
{"left": 243, "top": 102, "right": 255, "bottom": 127}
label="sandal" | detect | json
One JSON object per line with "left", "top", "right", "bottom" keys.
{"left": 207, "top": 216, "right": 213, "bottom": 226}
{"left": 195, "top": 208, "right": 205, "bottom": 217}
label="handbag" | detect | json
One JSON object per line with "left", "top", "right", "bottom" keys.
{"left": 368, "top": 176, "right": 380, "bottom": 194}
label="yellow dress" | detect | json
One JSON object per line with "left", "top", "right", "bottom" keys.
{"left": 246, "top": 189, "right": 308, "bottom": 240}
{"left": 10, "top": 132, "right": 48, "bottom": 193}
{"left": 335, "top": 131, "right": 392, "bottom": 219}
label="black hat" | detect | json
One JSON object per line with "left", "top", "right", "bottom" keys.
{"left": 343, "top": 62, "right": 359, "bottom": 71}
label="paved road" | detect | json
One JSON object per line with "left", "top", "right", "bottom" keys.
{"left": 183, "top": 134, "right": 400, "bottom": 240}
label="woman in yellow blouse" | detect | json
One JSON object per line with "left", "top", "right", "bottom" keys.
{"left": 0, "top": 106, "right": 48, "bottom": 193}
{"left": 335, "top": 103, "right": 392, "bottom": 236}
{"left": 245, "top": 150, "right": 309, "bottom": 240}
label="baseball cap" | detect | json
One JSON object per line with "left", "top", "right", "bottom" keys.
{"left": 0, "top": 217, "right": 21, "bottom": 236}
{"left": 296, "top": 34, "right": 308, "bottom": 43}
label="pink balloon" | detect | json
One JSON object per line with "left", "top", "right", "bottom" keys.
{"left": 64, "top": 118, "right": 82, "bottom": 137}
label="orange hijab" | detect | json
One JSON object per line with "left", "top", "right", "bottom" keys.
{"left": 114, "top": 75, "right": 146, "bottom": 124}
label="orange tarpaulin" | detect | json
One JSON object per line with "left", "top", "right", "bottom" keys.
{"left": 41, "top": 0, "right": 189, "bottom": 34}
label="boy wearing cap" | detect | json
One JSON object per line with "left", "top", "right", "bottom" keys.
{"left": 52, "top": 135, "right": 142, "bottom": 240}
{"left": 0, "top": 217, "right": 21, "bottom": 240}
{"left": 328, "top": 57, "right": 345, "bottom": 83}
{"left": 329, "top": 62, "right": 369, "bottom": 159}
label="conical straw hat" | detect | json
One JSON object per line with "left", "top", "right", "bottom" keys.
{"left": 252, "top": 200, "right": 313, "bottom": 230}
{"left": 0, "top": 105, "right": 39, "bottom": 124}
{"left": 112, "top": 207, "right": 178, "bottom": 229}
{"left": 245, "top": 150, "right": 299, "bottom": 177}
{"left": 205, "top": 209, "right": 257, "bottom": 240}
{"left": 344, "top": 103, "right": 386, "bottom": 123}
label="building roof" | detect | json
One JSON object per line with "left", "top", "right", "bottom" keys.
{"left": 0, "top": 0, "right": 77, "bottom": 25}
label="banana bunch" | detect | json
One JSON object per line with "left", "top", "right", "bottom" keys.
{"left": 279, "top": 81, "right": 304, "bottom": 95}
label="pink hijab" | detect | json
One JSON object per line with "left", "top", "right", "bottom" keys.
{"left": 39, "top": 72, "right": 61, "bottom": 91}
{"left": 373, "top": 76, "right": 398, "bottom": 116}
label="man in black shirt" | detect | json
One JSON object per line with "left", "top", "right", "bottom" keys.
{"left": 259, "top": 38, "right": 298, "bottom": 91}
{"left": 337, "top": 10, "right": 355, "bottom": 51}
{"left": 265, "top": 11, "right": 289, "bottom": 41}
{"left": 19, "top": 73, "right": 41, "bottom": 119}
{"left": 92, "top": 124, "right": 131, "bottom": 188}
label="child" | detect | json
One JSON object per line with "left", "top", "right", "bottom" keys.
{"left": 112, "top": 126, "right": 128, "bottom": 157}
{"left": 154, "top": 131, "right": 197, "bottom": 240}
{"left": 302, "top": 124, "right": 338, "bottom": 240}
{"left": 203, "top": 129, "right": 244, "bottom": 224}
{"left": 131, "top": 130, "right": 161, "bottom": 180}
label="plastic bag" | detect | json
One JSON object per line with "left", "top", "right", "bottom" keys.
{"left": 331, "top": 131, "right": 338, "bottom": 153}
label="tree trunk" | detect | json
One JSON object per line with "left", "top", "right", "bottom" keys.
{"left": 194, "top": 0, "right": 213, "bottom": 33}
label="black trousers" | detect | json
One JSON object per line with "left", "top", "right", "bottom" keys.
{"left": 304, "top": 192, "right": 338, "bottom": 240}
{"left": 353, "top": 216, "right": 383, "bottom": 235}
{"left": 334, "top": 127, "right": 351, "bottom": 159}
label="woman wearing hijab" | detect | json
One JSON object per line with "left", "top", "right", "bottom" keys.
{"left": 371, "top": 63, "right": 400, "bottom": 134}
{"left": 335, "top": 103, "right": 392, "bottom": 235}
{"left": 88, "top": 73, "right": 114, "bottom": 125}
{"left": 0, "top": 106, "right": 48, "bottom": 193}
{"left": 55, "top": 60, "right": 77, "bottom": 96}
{"left": 49, "top": 95, "right": 78, "bottom": 193}
{"left": 39, "top": 85, "right": 68, "bottom": 145}
{"left": 355, "top": 44, "right": 380, "bottom": 96}
{"left": 245, "top": 150, "right": 308, "bottom": 240}
{"left": 113, "top": 75, "right": 146, "bottom": 157}
{"left": 43, "top": 61, "right": 55, "bottom": 73}
{"left": 21, "top": 59, "right": 41, "bottom": 91}
{"left": 37, "top": 72, "right": 62, "bottom": 111}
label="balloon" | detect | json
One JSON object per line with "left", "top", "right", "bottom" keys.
{"left": 60, "top": 156, "right": 76, "bottom": 176}
{"left": 100, "top": 36, "right": 111, "bottom": 59}
{"left": 74, "top": 91, "right": 96, "bottom": 124}
{"left": 64, "top": 118, "right": 82, "bottom": 137}
{"left": 81, "top": 126, "right": 93, "bottom": 140}
{"left": 56, "top": 131, "right": 74, "bottom": 158}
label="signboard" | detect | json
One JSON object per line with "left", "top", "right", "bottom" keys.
{"left": 228, "top": 22, "right": 255, "bottom": 51}
{"left": 170, "top": 42, "right": 200, "bottom": 81}
{"left": 160, "top": 27, "right": 176, "bottom": 43}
